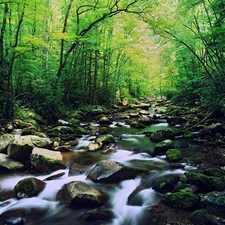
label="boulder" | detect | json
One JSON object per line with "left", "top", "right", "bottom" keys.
{"left": 88, "top": 142, "right": 102, "bottom": 151}
{"left": 0, "top": 134, "right": 15, "bottom": 153}
{"left": 47, "top": 126, "right": 75, "bottom": 135}
{"left": 81, "top": 209, "right": 114, "bottom": 222}
{"left": 167, "top": 117, "right": 188, "bottom": 126}
{"left": 161, "top": 191, "right": 199, "bottom": 209}
{"left": 166, "top": 149, "right": 182, "bottom": 162}
{"left": 86, "top": 160, "right": 147, "bottom": 183}
{"left": 0, "top": 209, "right": 26, "bottom": 225}
{"left": 130, "top": 121, "right": 146, "bottom": 129}
{"left": 57, "top": 181, "right": 107, "bottom": 208}
{"left": 14, "top": 177, "right": 46, "bottom": 198}
{"left": 154, "top": 139, "right": 174, "bottom": 156}
{"left": 152, "top": 175, "right": 180, "bottom": 194}
{"left": 0, "top": 153, "right": 24, "bottom": 171}
{"left": 200, "top": 191, "right": 225, "bottom": 217}
{"left": 98, "top": 116, "right": 113, "bottom": 125}
{"left": 30, "top": 148, "right": 66, "bottom": 173}
{"left": 190, "top": 210, "right": 210, "bottom": 225}
{"left": 13, "top": 119, "right": 33, "bottom": 129}
{"left": 7, "top": 135, "right": 33, "bottom": 162}
{"left": 95, "top": 134, "right": 115, "bottom": 145}
{"left": 150, "top": 130, "right": 174, "bottom": 142}
{"left": 29, "top": 135, "right": 53, "bottom": 149}
{"left": 184, "top": 171, "right": 212, "bottom": 191}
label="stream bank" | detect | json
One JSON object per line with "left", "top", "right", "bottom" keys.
{"left": 1, "top": 97, "right": 225, "bottom": 225}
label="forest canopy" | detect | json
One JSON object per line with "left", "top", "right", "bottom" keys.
{"left": 0, "top": 0, "right": 225, "bottom": 121}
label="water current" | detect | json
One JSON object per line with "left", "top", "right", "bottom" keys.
{"left": 0, "top": 120, "right": 204, "bottom": 225}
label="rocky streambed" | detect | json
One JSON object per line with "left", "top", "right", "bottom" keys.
{"left": 1, "top": 98, "right": 225, "bottom": 225}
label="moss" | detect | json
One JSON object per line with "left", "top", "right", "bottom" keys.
{"left": 14, "top": 178, "right": 34, "bottom": 196}
{"left": 190, "top": 210, "right": 210, "bottom": 225}
{"left": 166, "top": 149, "right": 182, "bottom": 162}
{"left": 161, "top": 191, "right": 199, "bottom": 209}
{"left": 41, "top": 155, "right": 61, "bottom": 164}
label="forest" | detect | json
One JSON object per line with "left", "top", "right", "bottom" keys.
{"left": 0, "top": 0, "right": 225, "bottom": 121}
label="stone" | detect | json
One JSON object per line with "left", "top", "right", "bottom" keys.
{"left": 154, "top": 139, "right": 174, "bottom": 155}
{"left": 81, "top": 209, "right": 114, "bottom": 221}
{"left": 161, "top": 191, "right": 199, "bottom": 209}
{"left": 86, "top": 160, "right": 147, "bottom": 183}
{"left": 150, "top": 130, "right": 174, "bottom": 142}
{"left": 30, "top": 135, "right": 53, "bottom": 149}
{"left": 14, "top": 177, "right": 46, "bottom": 198}
{"left": 152, "top": 175, "right": 180, "bottom": 194}
{"left": 0, "top": 153, "right": 24, "bottom": 170}
{"left": 166, "top": 149, "right": 182, "bottom": 162}
{"left": 0, "top": 134, "right": 15, "bottom": 153}
{"left": 130, "top": 121, "right": 146, "bottom": 129}
{"left": 200, "top": 191, "right": 225, "bottom": 217}
{"left": 88, "top": 142, "right": 102, "bottom": 151}
{"left": 184, "top": 171, "right": 212, "bottom": 191}
{"left": 98, "top": 116, "right": 113, "bottom": 125}
{"left": 57, "top": 181, "right": 107, "bottom": 208}
{"left": 190, "top": 210, "right": 210, "bottom": 225}
{"left": 0, "top": 209, "right": 26, "bottom": 225}
{"left": 7, "top": 135, "right": 33, "bottom": 162}
{"left": 30, "top": 147, "right": 66, "bottom": 173}
{"left": 95, "top": 134, "right": 115, "bottom": 145}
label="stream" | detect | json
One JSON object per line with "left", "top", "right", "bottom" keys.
{"left": 0, "top": 119, "right": 207, "bottom": 225}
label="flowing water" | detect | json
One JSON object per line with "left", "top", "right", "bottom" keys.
{"left": 0, "top": 120, "right": 206, "bottom": 225}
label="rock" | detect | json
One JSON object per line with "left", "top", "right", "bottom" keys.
{"left": 139, "top": 110, "right": 149, "bottom": 115}
{"left": 13, "top": 119, "right": 33, "bottom": 129}
{"left": 203, "top": 168, "right": 225, "bottom": 177}
{"left": 30, "top": 148, "right": 66, "bottom": 173}
{"left": 154, "top": 139, "right": 174, "bottom": 155}
{"left": 200, "top": 191, "right": 225, "bottom": 218}
{"left": 0, "top": 209, "right": 26, "bottom": 225}
{"left": 130, "top": 121, "right": 146, "bottom": 129}
{"left": 161, "top": 191, "right": 199, "bottom": 209}
{"left": 57, "top": 119, "right": 69, "bottom": 125}
{"left": 21, "top": 126, "right": 36, "bottom": 135}
{"left": 30, "top": 135, "right": 53, "bottom": 149}
{"left": 190, "top": 210, "right": 210, "bottom": 225}
{"left": 152, "top": 175, "right": 180, "bottom": 194}
{"left": 47, "top": 126, "right": 75, "bottom": 135}
{"left": 7, "top": 135, "right": 33, "bottom": 162}
{"left": 209, "top": 176, "right": 225, "bottom": 191}
{"left": 167, "top": 117, "right": 188, "bottom": 126}
{"left": 166, "top": 149, "right": 182, "bottom": 162}
{"left": 81, "top": 209, "right": 114, "bottom": 221}
{"left": 88, "top": 142, "right": 102, "bottom": 151}
{"left": 0, "top": 153, "right": 24, "bottom": 171}
{"left": 57, "top": 181, "right": 107, "bottom": 208}
{"left": 14, "top": 177, "right": 46, "bottom": 198}
{"left": 138, "top": 117, "right": 153, "bottom": 126}
{"left": 95, "top": 134, "right": 115, "bottom": 145}
{"left": 0, "top": 134, "right": 15, "bottom": 153}
{"left": 98, "top": 116, "right": 113, "bottom": 125}
{"left": 86, "top": 160, "right": 146, "bottom": 183}
{"left": 68, "top": 118, "right": 80, "bottom": 126}
{"left": 150, "top": 130, "right": 174, "bottom": 142}
{"left": 184, "top": 171, "right": 212, "bottom": 191}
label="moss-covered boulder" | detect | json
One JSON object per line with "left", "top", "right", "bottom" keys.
{"left": 57, "top": 181, "right": 108, "bottom": 208}
{"left": 30, "top": 147, "right": 66, "bottom": 173}
{"left": 166, "top": 149, "right": 182, "bottom": 162}
{"left": 184, "top": 171, "right": 212, "bottom": 191}
{"left": 210, "top": 176, "right": 225, "bottom": 191}
{"left": 152, "top": 175, "right": 180, "bottom": 194}
{"left": 161, "top": 191, "right": 199, "bottom": 209}
{"left": 154, "top": 139, "right": 174, "bottom": 155}
{"left": 190, "top": 210, "right": 210, "bottom": 225}
{"left": 98, "top": 116, "right": 113, "bottom": 125}
{"left": 150, "top": 129, "right": 174, "bottom": 142}
{"left": 47, "top": 126, "right": 75, "bottom": 135}
{"left": 14, "top": 177, "right": 46, "bottom": 198}
{"left": 203, "top": 168, "right": 225, "bottom": 177}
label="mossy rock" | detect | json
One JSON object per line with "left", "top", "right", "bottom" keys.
{"left": 154, "top": 139, "right": 174, "bottom": 155}
{"left": 152, "top": 175, "right": 180, "bottom": 193}
{"left": 203, "top": 168, "right": 225, "bottom": 177}
{"left": 190, "top": 210, "right": 210, "bottom": 225}
{"left": 161, "top": 191, "right": 199, "bottom": 209}
{"left": 210, "top": 176, "right": 225, "bottom": 191}
{"left": 184, "top": 171, "right": 212, "bottom": 190}
{"left": 166, "top": 149, "right": 182, "bottom": 162}
{"left": 95, "top": 134, "right": 115, "bottom": 145}
{"left": 14, "top": 177, "right": 46, "bottom": 198}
